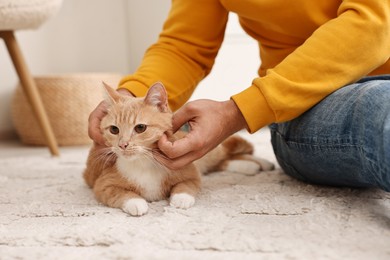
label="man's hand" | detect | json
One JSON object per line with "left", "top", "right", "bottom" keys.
{"left": 156, "top": 99, "right": 247, "bottom": 169}
{"left": 88, "top": 100, "right": 108, "bottom": 145}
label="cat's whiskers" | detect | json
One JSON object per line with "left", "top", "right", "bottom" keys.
{"left": 150, "top": 148, "right": 172, "bottom": 170}
{"left": 89, "top": 146, "right": 111, "bottom": 158}
{"left": 114, "top": 145, "right": 166, "bottom": 171}
{"left": 133, "top": 146, "right": 167, "bottom": 170}
{"left": 90, "top": 147, "right": 117, "bottom": 168}
{"left": 118, "top": 145, "right": 138, "bottom": 157}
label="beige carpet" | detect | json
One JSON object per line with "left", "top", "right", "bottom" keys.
{"left": 0, "top": 129, "right": 389, "bottom": 260}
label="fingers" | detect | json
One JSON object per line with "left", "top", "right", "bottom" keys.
{"left": 88, "top": 101, "right": 107, "bottom": 145}
{"left": 155, "top": 151, "right": 197, "bottom": 170}
{"left": 158, "top": 133, "right": 193, "bottom": 158}
{"left": 156, "top": 133, "right": 205, "bottom": 170}
{"left": 171, "top": 103, "right": 194, "bottom": 133}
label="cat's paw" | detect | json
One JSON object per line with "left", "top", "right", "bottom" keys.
{"left": 225, "top": 160, "right": 261, "bottom": 175}
{"left": 225, "top": 157, "right": 274, "bottom": 175}
{"left": 122, "top": 198, "right": 148, "bottom": 216}
{"left": 257, "top": 158, "right": 275, "bottom": 171}
{"left": 170, "top": 193, "right": 195, "bottom": 209}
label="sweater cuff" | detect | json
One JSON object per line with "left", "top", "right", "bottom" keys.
{"left": 231, "top": 85, "right": 275, "bottom": 133}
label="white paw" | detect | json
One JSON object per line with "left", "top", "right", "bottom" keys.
{"left": 170, "top": 193, "right": 195, "bottom": 209}
{"left": 225, "top": 158, "right": 274, "bottom": 175}
{"left": 225, "top": 160, "right": 261, "bottom": 175}
{"left": 122, "top": 198, "right": 148, "bottom": 216}
{"left": 257, "top": 158, "right": 275, "bottom": 171}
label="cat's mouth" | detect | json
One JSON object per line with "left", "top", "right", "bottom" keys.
{"left": 114, "top": 145, "right": 152, "bottom": 160}
{"left": 116, "top": 147, "right": 147, "bottom": 160}
{"left": 118, "top": 150, "right": 136, "bottom": 158}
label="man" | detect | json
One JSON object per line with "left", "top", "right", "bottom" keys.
{"left": 89, "top": 0, "right": 390, "bottom": 191}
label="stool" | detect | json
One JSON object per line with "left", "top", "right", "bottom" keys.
{"left": 0, "top": 0, "right": 63, "bottom": 156}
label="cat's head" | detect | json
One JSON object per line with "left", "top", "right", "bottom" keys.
{"left": 100, "top": 82, "right": 172, "bottom": 160}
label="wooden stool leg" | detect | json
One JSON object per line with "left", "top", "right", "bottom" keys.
{"left": 0, "top": 31, "right": 59, "bottom": 156}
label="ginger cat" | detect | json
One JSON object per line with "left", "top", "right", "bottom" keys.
{"left": 83, "top": 82, "right": 274, "bottom": 216}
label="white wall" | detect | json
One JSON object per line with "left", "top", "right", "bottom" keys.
{"left": 190, "top": 14, "right": 259, "bottom": 101}
{"left": 0, "top": 0, "right": 258, "bottom": 139}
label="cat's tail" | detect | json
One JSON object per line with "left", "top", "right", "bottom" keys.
{"left": 194, "top": 135, "right": 274, "bottom": 175}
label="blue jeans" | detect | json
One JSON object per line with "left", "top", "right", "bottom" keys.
{"left": 270, "top": 75, "right": 390, "bottom": 192}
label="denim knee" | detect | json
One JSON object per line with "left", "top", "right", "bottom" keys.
{"left": 270, "top": 76, "right": 390, "bottom": 192}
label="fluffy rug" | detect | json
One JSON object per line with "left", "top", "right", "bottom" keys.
{"left": 0, "top": 130, "right": 389, "bottom": 259}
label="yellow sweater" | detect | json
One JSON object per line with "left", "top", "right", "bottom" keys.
{"left": 119, "top": 0, "right": 390, "bottom": 133}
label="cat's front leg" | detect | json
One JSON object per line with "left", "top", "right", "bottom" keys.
{"left": 169, "top": 179, "right": 200, "bottom": 209}
{"left": 170, "top": 193, "right": 195, "bottom": 209}
{"left": 93, "top": 174, "right": 148, "bottom": 216}
{"left": 122, "top": 198, "right": 148, "bottom": 216}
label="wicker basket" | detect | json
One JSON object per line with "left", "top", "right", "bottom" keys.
{"left": 11, "top": 73, "right": 123, "bottom": 146}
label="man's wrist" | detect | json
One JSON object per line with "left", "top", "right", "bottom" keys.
{"left": 224, "top": 99, "right": 248, "bottom": 132}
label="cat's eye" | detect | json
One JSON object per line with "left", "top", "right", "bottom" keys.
{"left": 134, "top": 124, "right": 147, "bottom": 133}
{"left": 109, "top": 125, "right": 120, "bottom": 135}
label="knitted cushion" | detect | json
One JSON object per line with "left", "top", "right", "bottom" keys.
{"left": 0, "top": 0, "right": 62, "bottom": 30}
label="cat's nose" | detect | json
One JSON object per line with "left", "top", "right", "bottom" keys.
{"left": 119, "top": 142, "right": 128, "bottom": 150}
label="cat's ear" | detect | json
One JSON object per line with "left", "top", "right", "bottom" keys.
{"left": 144, "top": 82, "right": 169, "bottom": 112}
{"left": 102, "top": 81, "right": 121, "bottom": 104}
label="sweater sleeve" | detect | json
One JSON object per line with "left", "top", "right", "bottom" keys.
{"left": 232, "top": 0, "right": 390, "bottom": 133}
{"left": 118, "top": 0, "right": 228, "bottom": 111}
